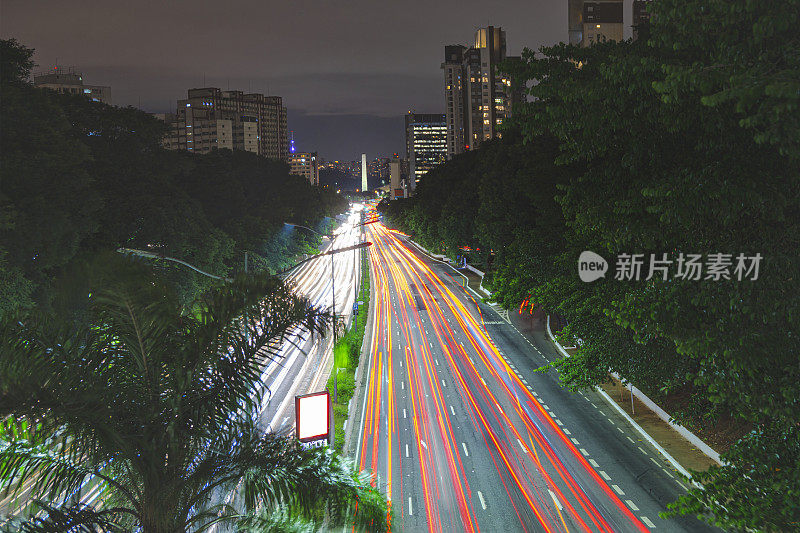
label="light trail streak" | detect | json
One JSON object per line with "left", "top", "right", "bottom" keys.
{"left": 357, "top": 221, "right": 649, "bottom": 532}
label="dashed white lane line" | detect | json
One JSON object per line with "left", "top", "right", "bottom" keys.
{"left": 599, "top": 470, "right": 611, "bottom": 480}
{"left": 421, "top": 440, "right": 427, "bottom": 450}
{"left": 590, "top": 402, "right": 597, "bottom": 408}
{"left": 637, "top": 446, "right": 648, "bottom": 455}
{"left": 617, "top": 427, "right": 625, "bottom": 433}
{"left": 435, "top": 359, "right": 439, "bottom": 366}
{"left": 450, "top": 405, "right": 455, "bottom": 416}
{"left": 599, "top": 410, "right": 606, "bottom": 416}
{"left": 563, "top": 428, "right": 572, "bottom": 435}
{"left": 607, "top": 418, "right": 615, "bottom": 425}
{"left": 462, "top": 442, "right": 469, "bottom": 457}
{"left": 541, "top": 404, "right": 550, "bottom": 410}
{"left": 518, "top": 439, "right": 528, "bottom": 454}
{"left": 477, "top": 491, "right": 487, "bottom": 510}
{"left": 588, "top": 459, "right": 599, "bottom": 468}
{"left": 399, "top": 360, "right": 402, "bottom": 367}
{"left": 555, "top": 419, "right": 564, "bottom": 426}
{"left": 662, "top": 469, "right": 675, "bottom": 479}
{"left": 403, "top": 408, "right": 407, "bottom": 419}
{"left": 441, "top": 379, "right": 447, "bottom": 388}
{"left": 548, "top": 490, "right": 563, "bottom": 511}
{"left": 612, "top": 484, "right": 625, "bottom": 496}
{"left": 401, "top": 381, "right": 405, "bottom": 390}
{"left": 571, "top": 438, "right": 581, "bottom": 446}
{"left": 650, "top": 457, "right": 661, "bottom": 467}
{"left": 641, "top": 516, "right": 656, "bottom": 528}
{"left": 405, "top": 444, "right": 409, "bottom": 457}
{"left": 626, "top": 500, "right": 639, "bottom": 511}
{"left": 409, "top": 497, "right": 413, "bottom": 516}
{"left": 627, "top": 436, "right": 635, "bottom": 443}
{"left": 532, "top": 391, "right": 539, "bottom": 397}
{"left": 579, "top": 448, "right": 589, "bottom": 456}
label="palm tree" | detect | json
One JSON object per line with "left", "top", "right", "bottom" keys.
{"left": 0, "top": 260, "right": 388, "bottom": 532}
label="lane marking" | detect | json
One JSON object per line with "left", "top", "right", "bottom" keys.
{"left": 450, "top": 405, "right": 455, "bottom": 416}
{"left": 638, "top": 446, "right": 648, "bottom": 455}
{"left": 421, "top": 440, "right": 427, "bottom": 450}
{"left": 651, "top": 457, "right": 661, "bottom": 467}
{"left": 599, "top": 470, "right": 611, "bottom": 480}
{"left": 627, "top": 436, "right": 635, "bottom": 443}
{"left": 662, "top": 469, "right": 675, "bottom": 479}
{"left": 607, "top": 418, "right": 615, "bottom": 425}
{"left": 517, "top": 439, "right": 528, "bottom": 453}
{"left": 409, "top": 497, "right": 413, "bottom": 516}
{"left": 435, "top": 359, "right": 439, "bottom": 366}
{"left": 542, "top": 404, "right": 550, "bottom": 410}
{"left": 588, "top": 459, "right": 599, "bottom": 467}
{"left": 462, "top": 442, "right": 469, "bottom": 457}
{"left": 405, "top": 444, "right": 409, "bottom": 457}
{"left": 477, "top": 491, "right": 487, "bottom": 510}
{"left": 403, "top": 408, "right": 407, "bottom": 419}
{"left": 599, "top": 410, "right": 606, "bottom": 416}
{"left": 612, "top": 484, "right": 625, "bottom": 496}
{"left": 563, "top": 428, "right": 572, "bottom": 435}
{"left": 555, "top": 419, "right": 564, "bottom": 426}
{"left": 617, "top": 427, "right": 624, "bottom": 433}
{"left": 626, "top": 500, "right": 639, "bottom": 511}
{"left": 548, "top": 490, "right": 563, "bottom": 511}
{"left": 571, "top": 438, "right": 580, "bottom": 446}
{"left": 401, "top": 381, "right": 405, "bottom": 390}
{"left": 441, "top": 379, "right": 446, "bottom": 388}
{"left": 579, "top": 448, "right": 589, "bottom": 456}
{"left": 641, "top": 516, "right": 656, "bottom": 528}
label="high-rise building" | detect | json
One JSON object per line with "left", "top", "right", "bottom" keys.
{"left": 33, "top": 66, "right": 111, "bottom": 104}
{"left": 442, "top": 26, "right": 519, "bottom": 159}
{"left": 163, "top": 88, "right": 288, "bottom": 159}
{"left": 567, "top": 0, "right": 653, "bottom": 46}
{"left": 405, "top": 113, "right": 447, "bottom": 188}
{"left": 289, "top": 152, "right": 319, "bottom": 185}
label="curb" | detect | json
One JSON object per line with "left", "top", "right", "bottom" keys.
{"left": 545, "top": 316, "right": 707, "bottom": 484}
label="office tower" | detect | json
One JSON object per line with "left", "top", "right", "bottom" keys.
{"left": 568, "top": 1, "right": 653, "bottom": 46}
{"left": 405, "top": 113, "right": 447, "bottom": 189}
{"left": 361, "top": 154, "right": 368, "bottom": 192}
{"left": 442, "top": 26, "right": 518, "bottom": 159}
{"left": 33, "top": 66, "right": 111, "bottom": 104}
{"left": 163, "top": 88, "right": 287, "bottom": 159}
{"left": 288, "top": 152, "right": 320, "bottom": 185}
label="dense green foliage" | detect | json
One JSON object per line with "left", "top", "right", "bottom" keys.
{"left": 380, "top": 2, "right": 800, "bottom": 530}
{"left": 0, "top": 38, "right": 347, "bottom": 317}
{"left": 0, "top": 258, "right": 388, "bottom": 532}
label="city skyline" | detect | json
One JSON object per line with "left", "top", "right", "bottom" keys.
{"left": 1, "top": 0, "right": 565, "bottom": 161}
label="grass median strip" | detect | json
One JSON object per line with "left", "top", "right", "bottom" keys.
{"left": 327, "top": 245, "right": 371, "bottom": 453}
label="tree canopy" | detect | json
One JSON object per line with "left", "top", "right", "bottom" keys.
{"left": 0, "top": 38, "right": 347, "bottom": 317}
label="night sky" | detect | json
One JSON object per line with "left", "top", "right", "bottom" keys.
{"left": 2, "top": 1, "right": 565, "bottom": 161}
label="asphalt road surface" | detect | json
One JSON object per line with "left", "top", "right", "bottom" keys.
{"left": 355, "top": 222, "right": 717, "bottom": 533}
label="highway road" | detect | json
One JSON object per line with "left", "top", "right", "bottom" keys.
{"left": 355, "top": 222, "right": 717, "bottom": 533}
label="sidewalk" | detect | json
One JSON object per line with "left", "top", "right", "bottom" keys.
{"left": 510, "top": 310, "right": 720, "bottom": 476}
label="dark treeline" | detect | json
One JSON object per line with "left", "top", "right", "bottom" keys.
{"left": 380, "top": 1, "right": 800, "bottom": 530}
{"left": 0, "top": 39, "right": 347, "bottom": 315}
